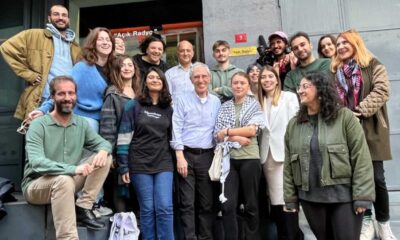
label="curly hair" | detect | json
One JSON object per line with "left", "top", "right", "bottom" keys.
{"left": 296, "top": 71, "right": 342, "bottom": 123}
{"left": 138, "top": 34, "right": 166, "bottom": 54}
{"left": 109, "top": 54, "right": 141, "bottom": 95}
{"left": 137, "top": 67, "right": 172, "bottom": 109}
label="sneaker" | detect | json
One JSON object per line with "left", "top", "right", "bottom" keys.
{"left": 92, "top": 203, "right": 113, "bottom": 218}
{"left": 360, "top": 219, "right": 376, "bottom": 240}
{"left": 376, "top": 221, "right": 397, "bottom": 240}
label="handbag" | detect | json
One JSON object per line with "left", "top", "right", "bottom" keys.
{"left": 208, "top": 144, "right": 223, "bottom": 181}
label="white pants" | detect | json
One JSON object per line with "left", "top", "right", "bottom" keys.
{"left": 263, "top": 151, "right": 284, "bottom": 205}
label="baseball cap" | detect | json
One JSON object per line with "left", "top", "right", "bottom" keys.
{"left": 268, "top": 31, "right": 288, "bottom": 42}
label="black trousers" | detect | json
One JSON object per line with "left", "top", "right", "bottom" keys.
{"left": 300, "top": 201, "right": 363, "bottom": 240}
{"left": 371, "top": 161, "right": 390, "bottom": 222}
{"left": 270, "top": 205, "right": 304, "bottom": 240}
{"left": 221, "top": 158, "right": 261, "bottom": 240}
{"left": 178, "top": 150, "right": 217, "bottom": 240}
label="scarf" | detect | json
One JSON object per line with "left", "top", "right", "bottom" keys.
{"left": 336, "top": 59, "right": 363, "bottom": 111}
{"left": 215, "top": 95, "right": 266, "bottom": 202}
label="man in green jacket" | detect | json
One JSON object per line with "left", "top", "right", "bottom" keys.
{"left": 0, "top": 4, "right": 81, "bottom": 120}
{"left": 209, "top": 40, "right": 243, "bottom": 102}
{"left": 22, "top": 76, "right": 112, "bottom": 239}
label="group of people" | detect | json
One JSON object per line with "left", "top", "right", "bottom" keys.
{"left": 0, "top": 3, "right": 396, "bottom": 240}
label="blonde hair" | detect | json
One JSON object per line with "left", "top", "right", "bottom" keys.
{"left": 257, "top": 65, "right": 281, "bottom": 108}
{"left": 331, "top": 29, "right": 373, "bottom": 73}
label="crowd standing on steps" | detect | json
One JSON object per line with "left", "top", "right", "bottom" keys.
{"left": 0, "top": 3, "right": 397, "bottom": 240}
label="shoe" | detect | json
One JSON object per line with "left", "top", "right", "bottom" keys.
{"left": 376, "top": 221, "right": 397, "bottom": 240}
{"left": 76, "top": 206, "right": 105, "bottom": 230}
{"left": 360, "top": 219, "right": 376, "bottom": 240}
{"left": 92, "top": 203, "right": 113, "bottom": 218}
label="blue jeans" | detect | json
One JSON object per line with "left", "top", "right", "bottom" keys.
{"left": 132, "top": 171, "right": 174, "bottom": 240}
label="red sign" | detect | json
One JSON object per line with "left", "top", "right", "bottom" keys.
{"left": 235, "top": 33, "right": 247, "bottom": 43}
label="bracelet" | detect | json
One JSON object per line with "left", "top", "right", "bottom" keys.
{"left": 226, "top": 128, "right": 230, "bottom": 136}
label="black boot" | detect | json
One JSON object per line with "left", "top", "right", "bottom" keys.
{"left": 76, "top": 205, "right": 105, "bottom": 230}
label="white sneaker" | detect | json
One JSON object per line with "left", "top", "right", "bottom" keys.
{"left": 92, "top": 204, "right": 113, "bottom": 218}
{"left": 360, "top": 219, "right": 376, "bottom": 240}
{"left": 376, "top": 221, "right": 397, "bottom": 240}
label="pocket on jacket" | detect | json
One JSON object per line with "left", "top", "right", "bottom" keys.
{"left": 327, "top": 144, "right": 351, "bottom": 178}
{"left": 290, "top": 154, "right": 302, "bottom": 186}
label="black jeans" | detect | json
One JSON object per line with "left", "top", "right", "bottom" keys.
{"left": 178, "top": 149, "right": 217, "bottom": 240}
{"left": 270, "top": 205, "right": 304, "bottom": 240}
{"left": 372, "top": 161, "right": 390, "bottom": 222}
{"left": 221, "top": 158, "right": 261, "bottom": 240}
{"left": 301, "top": 201, "right": 363, "bottom": 240}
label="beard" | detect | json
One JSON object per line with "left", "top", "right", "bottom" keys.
{"left": 50, "top": 19, "right": 69, "bottom": 32}
{"left": 55, "top": 100, "right": 75, "bottom": 116}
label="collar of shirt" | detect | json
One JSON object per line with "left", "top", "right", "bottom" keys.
{"left": 45, "top": 113, "right": 78, "bottom": 127}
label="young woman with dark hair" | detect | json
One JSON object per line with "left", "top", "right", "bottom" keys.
{"left": 317, "top": 34, "right": 337, "bottom": 59}
{"left": 100, "top": 54, "right": 140, "bottom": 212}
{"left": 284, "top": 72, "right": 375, "bottom": 240}
{"left": 117, "top": 66, "right": 174, "bottom": 240}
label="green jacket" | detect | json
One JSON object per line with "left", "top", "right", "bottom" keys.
{"left": 0, "top": 29, "right": 81, "bottom": 120}
{"left": 209, "top": 64, "right": 243, "bottom": 102}
{"left": 283, "top": 108, "right": 375, "bottom": 204}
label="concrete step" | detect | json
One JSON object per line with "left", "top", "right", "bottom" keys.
{"left": 1, "top": 197, "right": 111, "bottom": 240}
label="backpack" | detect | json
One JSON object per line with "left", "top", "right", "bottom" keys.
{"left": 108, "top": 212, "right": 140, "bottom": 240}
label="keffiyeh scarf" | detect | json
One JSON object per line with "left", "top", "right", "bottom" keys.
{"left": 215, "top": 95, "right": 266, "bottom": 203}
{"left": 336, "top": 59, "right": 363, "bottom": 111}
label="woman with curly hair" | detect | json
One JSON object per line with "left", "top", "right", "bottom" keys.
{"left": 117, "top": 67, "right": 174, "bottom": 240}
{"left": 332, "top": 29, "right": 395, "bottom": 240}
{"left": 284, "top": 72, "right": 375, "bottom": 240}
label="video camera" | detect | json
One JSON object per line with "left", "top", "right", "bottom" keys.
{"left": 256, "top": 34, "right": 291, "bottom": 66}
{"left": 256, "top": 35, "right": 275, "bottom": 66}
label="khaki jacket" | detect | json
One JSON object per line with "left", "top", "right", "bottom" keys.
{"left": 284, "top": 108, "right": 375, "bottom": 204}
{"left": 0, "top": 29, "right": 81, "bottom": 120}
{"left": 356, "top": 58, "right": 391, "bottom": 160}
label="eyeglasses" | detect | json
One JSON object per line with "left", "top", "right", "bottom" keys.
{"left": 296, "top": 83, "right": 313, "bottom": 92}
{"left": 16, "top": 119, "right": 31, "bottom": 135}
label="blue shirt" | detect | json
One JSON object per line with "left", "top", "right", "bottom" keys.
{"left": 165, "top": 63, "right": 194, "bottom": 100}
{"left": 171, "top": 91, "right": 221, "bottom": 150}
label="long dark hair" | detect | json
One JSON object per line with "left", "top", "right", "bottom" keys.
{"left": 296, "top": 72, "right": 342, "bottom": 123}
{"left": 317, "top": 34, "right": 337, "bottom": 58}
{"left": 137, "top": 67, "right": 172, "bottom": 109}
{"left": 109, "top": 54, "right": 141, "bottom": 94}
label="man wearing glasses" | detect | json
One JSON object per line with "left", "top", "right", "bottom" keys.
{"left": 0, "top": 4, "right": 81, "bottom": 121}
